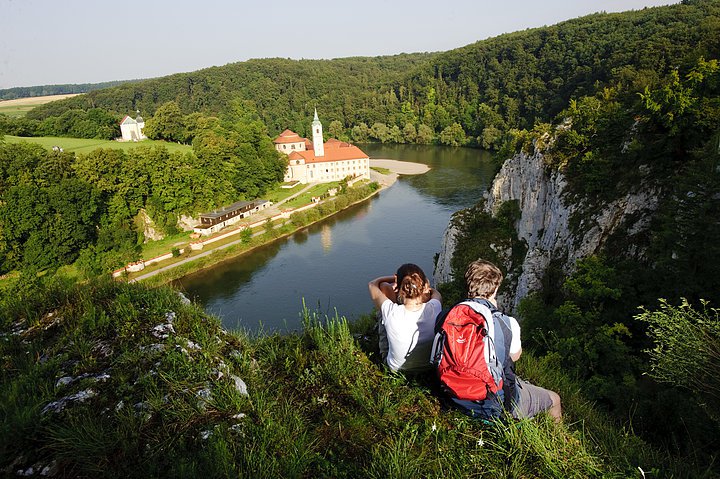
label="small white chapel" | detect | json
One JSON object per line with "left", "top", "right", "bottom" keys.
{"left": 274, "top": 110, "right": 370, "bottom": 184}
{"left": 119, "top": 111, "right": 146, "bottom": 142}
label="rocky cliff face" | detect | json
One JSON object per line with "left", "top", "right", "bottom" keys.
{"left": 435, "top": 150, "right": 660, "bottom": 312}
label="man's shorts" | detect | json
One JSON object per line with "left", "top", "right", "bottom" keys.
{"left": 512, "top": 378, "right": 554, "bottom": 419}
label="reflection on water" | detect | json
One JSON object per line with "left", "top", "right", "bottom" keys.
{"left": 175, "top": 144, "right": 494, "bottom": 332}
{"left": 320, "top": 224, "right": 332, "bottom": 252}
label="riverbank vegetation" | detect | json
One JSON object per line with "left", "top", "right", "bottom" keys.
{"left": 0, "top": 100, "right": 287, "bottom": 280}
{"left": 2, "top": 278, "right": 710, "bottom": 477}
{"left": 133, "top": 180, "right": 380, "bottom": 286}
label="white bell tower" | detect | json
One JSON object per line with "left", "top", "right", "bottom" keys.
{"left": 312, "top": 108, "right": 324, "bottom": 157}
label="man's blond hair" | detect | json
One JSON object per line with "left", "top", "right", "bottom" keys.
{"left": 465, "top": 259, "right": 503, "bottom": 299}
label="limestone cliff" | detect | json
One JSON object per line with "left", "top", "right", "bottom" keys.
{"left": 435, "top": 150, "right": 660, "bottom": 312}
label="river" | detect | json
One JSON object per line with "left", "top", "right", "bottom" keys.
{"left": 174, "top": 144, "right": 496, "bottom": 332}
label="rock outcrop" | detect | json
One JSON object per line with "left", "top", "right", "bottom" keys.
{"left": 136, "top": 208, "right": 164, "bottom": 242}
{"left": 436, "top": 149, "right": 660, "bottom": 312}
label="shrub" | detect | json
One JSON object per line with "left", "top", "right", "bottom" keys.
{"left": 637, "top": 298, "right": 720, "bottom": 425}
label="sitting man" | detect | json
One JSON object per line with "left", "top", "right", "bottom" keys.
{"left": 440, "top": 259, "right": 562, "bottom": 422}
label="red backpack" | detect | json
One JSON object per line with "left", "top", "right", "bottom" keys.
{"left": 430, "top": 301, "right": 504, "bottom": 401}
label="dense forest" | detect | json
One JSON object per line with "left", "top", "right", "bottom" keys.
{"left": 1, "top": 0, "right": 720, "bottom": 473}
{"left": 3, "top": 1, "right": 719, "bottom": 150}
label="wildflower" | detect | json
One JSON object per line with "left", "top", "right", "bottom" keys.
{"left": 431, "top": 422, "right": 437, "bottom": 432}
{"left": 477, "top": 438, "right": 484, "bottom": 447}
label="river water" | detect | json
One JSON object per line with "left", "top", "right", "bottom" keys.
{"left": 174, "top": 144, "right": 496, "bottom": 332}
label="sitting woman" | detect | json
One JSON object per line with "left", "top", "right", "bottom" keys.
{"left": 368, "top": 263, "right": 442, "bottom": 372}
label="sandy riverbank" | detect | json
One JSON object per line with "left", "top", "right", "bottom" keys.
{"left": 369, "top": 159, "right": 430, "bottom": 186}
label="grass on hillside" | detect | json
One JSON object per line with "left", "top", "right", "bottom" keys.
{"left": 284, "top": 182, "right": 341, "bottom": 209}
{"left": 139, "top": 232, "right": 197, "bottom": 260}
{"left": 4, "top": 135, "right": 193, "bottom": 155}
{"left": 0, "top": 105, "right": 38, "bottom": 118}
{"left": 1, "top": 278, "right": 707, "bottom": 478}
{"left": 0, "top": 94, "right": 80, "bottom": 118}
{"left": 265, "top": 184, "right": 305, "bottom": 204}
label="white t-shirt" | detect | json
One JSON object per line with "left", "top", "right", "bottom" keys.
{"left": 381, "top": 298, "right": 442, "bottom": 372}
{"left": 507, "top": 315, "right": 521, "bottom": 357}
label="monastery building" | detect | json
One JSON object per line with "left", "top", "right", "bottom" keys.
{"left": 274, "top": 110, "right": 370, "bottom": 184}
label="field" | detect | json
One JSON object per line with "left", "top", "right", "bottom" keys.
{"left": 0, "top": 94, "right": 80, "bottom": 117}
{"left": 4, "top": 135, "right": 193, "bottom": 155}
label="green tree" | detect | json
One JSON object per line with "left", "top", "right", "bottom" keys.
{"left": 479, "top": 126, "right": 502, "bottom": 149}
{"left": 370, "top": 122, "right": 391, "bottom": 143}
{"left": 351, "top": 123, "right": 370, "bottom": 142}
{"left": 328, "top": 120, "right": 344, "bottom": 139}
{"left": 402, "top": 123, "right": 417, "bottom": 143}
{"left": 144, "top": 101, "right": 185, "bottom": 142}
{"left": 439, "top": 123, "right": 466, "bottom": 146}
{"left": 416, "top": 124, "right": 434, "bottom": 144}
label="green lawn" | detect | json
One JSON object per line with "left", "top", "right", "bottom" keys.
{"left": 284, "top": 182, "right": 340, "bottom": 208}
{"left": 265, "top": 183, "right": 304, "bottom": 203}
{"left": 4, "top": 135, "right": 193, "bottom": 155}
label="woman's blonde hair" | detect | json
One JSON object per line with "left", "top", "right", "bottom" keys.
{"left": 465, "top": 259, "right": 503, "bottom": 299}
{"left": 395, "top": 263, "right": 430, "bottom": 304}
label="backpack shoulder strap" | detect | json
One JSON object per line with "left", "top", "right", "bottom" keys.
{"left": 460, "top": 300, "right": 495, "bottom": 340}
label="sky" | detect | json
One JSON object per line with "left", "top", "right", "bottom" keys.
{"left": 0, "top": 0, "right": 679, "bottom": 90}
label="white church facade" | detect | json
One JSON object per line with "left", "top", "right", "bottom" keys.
{"left": 274, "top": 110, "right": 371, "bottom": 184}
{"left": 119, "top": 112, "right": 146, "bottom": 141}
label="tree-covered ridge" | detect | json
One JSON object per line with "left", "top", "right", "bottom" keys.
{"left": 409, "top": 0, "right": 720, "bottom": 136}
{"left": 24, "top": 54, "right": 434, "bottom": 139}
{"left": 11, "top": 1, "right": 720, "bottom": 149}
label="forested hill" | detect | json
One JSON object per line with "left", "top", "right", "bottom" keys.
{"left": 23, "top": 0, "right": 720, "bottom": 147}
{"left": 26, "top": 54, "right": 435, "bottom": 138}
{"left": 408, "top": 0, "right": 720, "bottom": 138}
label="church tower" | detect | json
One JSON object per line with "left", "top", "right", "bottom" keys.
{"left": 312, "top": 108, "right": 324, "bottom": 157}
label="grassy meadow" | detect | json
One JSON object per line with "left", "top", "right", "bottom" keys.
{"left": 3, "top": 135, "right": 193, "bottom": 155}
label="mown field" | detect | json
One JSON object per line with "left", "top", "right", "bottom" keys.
{"left": 0, "top": 94, "right": 80, "bottom": 117}
{"left": 4, "top": 135, "right": 193, "bottom": 155}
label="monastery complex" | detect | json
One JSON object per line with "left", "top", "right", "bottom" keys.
{"left": 275, "top": 110, "right": 371, "bottom": 184}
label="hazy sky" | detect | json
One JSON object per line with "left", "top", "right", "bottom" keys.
{"left": 0, "top": 0, "right": 678, "bottom": 90}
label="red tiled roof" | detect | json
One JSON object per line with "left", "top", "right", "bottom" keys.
{"left": 274, "top": 129, "right": 305, "bottom": 144}
{"left": 290, "top": 140, "right": 368, "bottom": 163}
